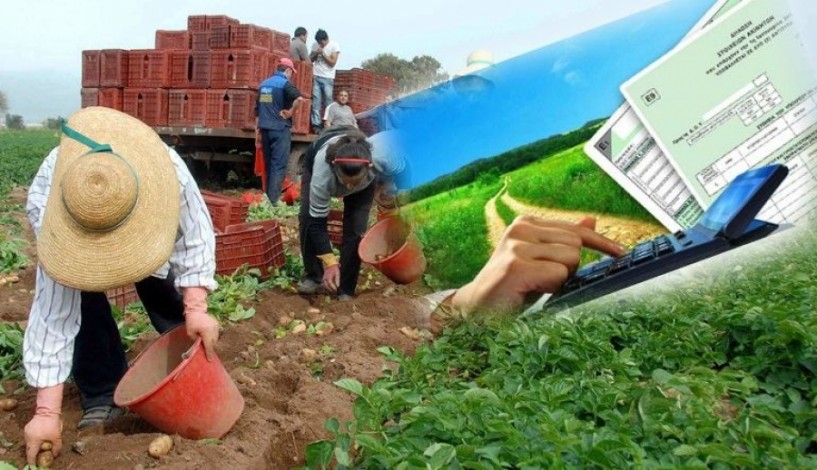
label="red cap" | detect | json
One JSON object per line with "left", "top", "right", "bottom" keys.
{"left": 279, "top": 58, "right": 297, "bottom": 74}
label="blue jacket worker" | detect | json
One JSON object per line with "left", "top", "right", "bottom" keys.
{"left": 257, "top": 57, "right": 304, "bottom": 204}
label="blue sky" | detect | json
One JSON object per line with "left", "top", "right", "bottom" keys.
{"left": 0, "top": 0, "right": 672, "bottom": 122}
{"left": 389, "top": 0, "right": 718, "bottom": 187}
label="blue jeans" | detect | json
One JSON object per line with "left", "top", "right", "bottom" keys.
{"left": 311, "top": 76, "right": 334, "bottom": 128}
{"left": 262, "top": 128, "right": 292, "bottom": 204}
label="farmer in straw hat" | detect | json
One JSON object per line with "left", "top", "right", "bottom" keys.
{"left": 21, "top": 107, "right": 221, "bottom": 465}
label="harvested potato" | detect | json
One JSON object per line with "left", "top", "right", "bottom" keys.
{"left": 0, "top": 278, "right": 6, "bottom": 287}
{"left": 0, "top": 398, "right": 18, "bottom": 411}
{"left": 237, "top": 374, "right": 257, "bottom": 387}
{"left": 37, "top": 450, "right": 54, "bottom": 468}
{"left": 148, "top": 434, "right": 174, "bottom": 458}
{"left": 306, "top": 307, "right": 321, "bottom": 315}
{"left": 315, "top": 323, "right": 334, "bottom": 337}
{"left": 399, "top": 326, "right": 421, "bottom": 340}
{"left": 40, "top": 441, "right": 53, "bottom": 451}
{"left": 6, "top": 275, "right": 19, "bottom": 283}
{"left": 291, "top": 321, "right": 307, "bottom": 335}
{"left": 300, "top": 349, "right": 317, "bottom": 362}
{"left": 278, "top": 315, "right": 292, "bottom": 326}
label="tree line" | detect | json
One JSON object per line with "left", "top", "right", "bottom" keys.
{"left": 407, "top": 119, "right": 607, "bottom": 202}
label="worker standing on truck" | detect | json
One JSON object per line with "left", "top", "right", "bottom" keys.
{"left": 323, "top": 89, "right": 358, "bottom": 129}
{"left": 296, "top": 128, "right": 407, "bottom": 300}
{"left": 21, "top": 107, "right": 221, "bottom": 466}
{"left": 257, "top": 58, "right": 305, "bottom": 205}
{"left": 290, "top": 26, "right": 308, "bottom": 61}
{"left": 309, "top": 29, "right": 341, "bottom": 134}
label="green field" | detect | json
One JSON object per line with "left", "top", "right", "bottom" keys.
{"left": 0, "top": 129, "right": 58, "bottom": 198}
{"left": 507, "top": 144, "right": 657, "bottom": 223}
{"left": 306, "top": 219, "right": 817, "bottom": 469}
{"left": 404, "top": 182, "right": 501, "bottom": 290}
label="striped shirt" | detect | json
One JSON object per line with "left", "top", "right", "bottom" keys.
{"left": 23, "top": 146, "right": 217, "bottom": 388}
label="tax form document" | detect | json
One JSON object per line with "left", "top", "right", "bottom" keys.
{"left": 622, "top": 0, "right": 817, "bottom": 225}
{"left": 584, "top": 0, "right": 744, "bottom": 232}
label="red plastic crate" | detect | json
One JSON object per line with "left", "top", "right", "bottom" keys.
{"left": 328, "top": 209, "right": 343, "bottom": 247}
{"left": 155, "top": 30, "right": 190, "bottom": 50}
{"left": 293, "top": 60, "right": 313, "bottom": 98}
{"left": 208, "top": 25, "right": 231, "bottom": 49}
{"left": 100, "top": 49, "right": 130, "bottom": 87}
{"left": 231, "top": 24, "right": 272, "bottom": 51}
{"left": 292, "top": 98, "right": 311, "bottom": 135}
{"left": 106, "top": 284, "right": 139, "bottom": 308}
{"left": 225, "top": 219, "right": 285, "bottom": 269}
{"left": 81, "top": 88, "right": 98, "bottom": 108}
{"left": 225, "top": 89, "right": 257, "bottom": 130}
{"left": 170, "top": 51, "right": 210, "bottom": 88}
{"left": 187, "top": 15, "right": 207, "bottom": 32}
{"left": 191, "top": 31, "right": 210, "bottom": 51}
{"left": 201, "top": 191, "right": 250, "bottom": 232}
{"left": 206, "top": 15, "right": 239, "bottom": 30}
{"left": 122, "top": 88, "right": 169, "bottom": 126}
{"left": 205, "top": 90, "right": 229, "bottom": 127}
{"left": 270, "top": 30, "right": 291, "bottom": 55}
{"left": 209, "top": 50, "right": 267, "bottom": 89}
{"left": 265, "top": 52, "right": 287, "bottom": 77}
{"left": 82, "top": 50, "right": 100, "bottom": 87}
{"left": 168, "top": 90, "right": 207, "bottom": 126}
{"left": 128, "top": 50, "right": 171, "bottom": 88}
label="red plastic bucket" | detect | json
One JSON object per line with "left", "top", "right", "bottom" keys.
{"left": 358, "top": 218, "right": 426, "bottom": 284}
{"left": 113, "top": 325, "right": 244, "bottom": 439}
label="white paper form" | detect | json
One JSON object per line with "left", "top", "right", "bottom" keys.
{"left": 584, "top": 0, "right": 745, "bottom": 231}
{"left": 622, "top": 0, "right": 817, "bottom": 225}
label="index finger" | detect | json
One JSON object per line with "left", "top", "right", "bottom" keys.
{"left": 571, "top": 225, "right": 627, "bottom": 256}
{"left": 26, "top": 440, "right": 41, "bottom": 465}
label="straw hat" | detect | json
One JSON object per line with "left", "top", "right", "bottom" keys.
{"left": 38, "top": 107, "right": 180, "bottom": 292}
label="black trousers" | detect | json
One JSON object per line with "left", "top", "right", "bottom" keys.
{"left": 299, "top": 164, "right": 375, "bottom": 297}
{"left": 73, "top": 275, "right": 185, "bottom": 410}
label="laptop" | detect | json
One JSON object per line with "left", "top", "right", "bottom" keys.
{"left": 540, "top": 163, "right": 789, "bottom": 311}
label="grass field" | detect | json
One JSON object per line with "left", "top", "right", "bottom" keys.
{"left": 0, "top": 129, "right": 58, "bottom": 198}
{"left": 507, "top": 145, "right": 657, "bottom": 223}
{"left": 404, "top": 182, "right": 501, "bottom": 290}
{"left": 306, "top": 219, "right": 817, "bottom": 469}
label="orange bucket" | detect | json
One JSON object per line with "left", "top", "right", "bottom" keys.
{"left": 358, "top": 218, "right": 426, "bottom": 284}
{"left": 113, "top": 325, "right": 244, "bottom": 439}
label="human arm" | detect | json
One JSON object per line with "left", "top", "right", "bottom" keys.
{"left": 165, "top": 149, "right": 220, "bottom": 358}
{"left": 279, "top": 82, "right": 303, "bottom": 120}
{"left": 436, "top": 216, "right": 625, "bottom": 316}
{"left": 323, "top": 44, "right": 340, "bottom": 67}
{"left": 310, "top": 43, "right": 323, "bottom": 62}
{"left": 297, "top": 42, "right": 309, "bottom": 61}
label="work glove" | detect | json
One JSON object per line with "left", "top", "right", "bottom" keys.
{"left": 183, "top": 287, "right": 220, "bottom": 361}
{"left": 25, "top": 383, "right": 64, "bottom": 466}
{"left": 318, "top": 253, "right": 340, "bottom": 293}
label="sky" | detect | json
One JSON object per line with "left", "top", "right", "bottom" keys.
{"left": 0, "top": 0, "right": 671, "bottom": 123}
{"left": 386, "top": 0, "right": 718, "bottom": 186}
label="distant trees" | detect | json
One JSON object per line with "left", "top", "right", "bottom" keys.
{"left": 43, "top": 117, "right": 63, "bottom": 130}
{"left": 5, "top": 114, "right": 24, "bottom": 130}
{"left": 0, "top": 91, "right": 7, "bottom": 115}
{"left": 362, "top": 53, "right": 449, "bottom": 95}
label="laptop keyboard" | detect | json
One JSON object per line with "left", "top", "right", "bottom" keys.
{"left": 559, "top": 235, "right": 677, "bottom": 294}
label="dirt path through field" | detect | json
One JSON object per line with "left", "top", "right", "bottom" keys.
{"left": 500, "top": 192, "right": 667, "bottom": 247}
{"left": 484, "top": 181, "right": 509, "bottom": 248}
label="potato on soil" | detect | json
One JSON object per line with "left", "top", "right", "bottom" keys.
{"left": 148, "top": 434, "right": 174, "bottom": 458}
{"left": 0, "top": 398, "right": 18, "bottom": 411}
{"left": 37, "top": 450, "right": 54, "bottom": 468}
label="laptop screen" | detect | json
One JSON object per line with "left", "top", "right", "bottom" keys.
{"left": 697, "top": 165, "right": 779, "bottom": 234}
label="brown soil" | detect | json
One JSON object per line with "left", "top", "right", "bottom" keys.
{"left": 0, "top": 187, "right": 435, "bottom": 469}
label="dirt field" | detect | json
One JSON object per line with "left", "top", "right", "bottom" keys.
{"left": 0, "top": 187, "right": 433, "bottom": 469}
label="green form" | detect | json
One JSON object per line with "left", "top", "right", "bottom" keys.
{"left": 622, "top": 0, "right": 817, "bottom": 224}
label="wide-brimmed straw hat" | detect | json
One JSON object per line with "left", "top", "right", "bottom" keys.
{"left": 452, "top": 50, "right": 495, "bottom": 78}
{"left": 38, "top": 107, "right": 180, "bottom": 292}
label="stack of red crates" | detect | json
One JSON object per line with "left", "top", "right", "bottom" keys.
{"left": 333, "top": 68, "right": 397, "bottom": 114}
{"left": 217, "top": 220, "right": 286, "bottom": 278}
{"left": 79, "top": 15, "right": 317, "bottom": 133}
{"left": 200, "top": 190, "right": 250, "bottom": 232}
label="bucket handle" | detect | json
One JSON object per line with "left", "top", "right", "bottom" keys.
{"left": 171, "top": 343, "right": 199, "bottom": 382}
